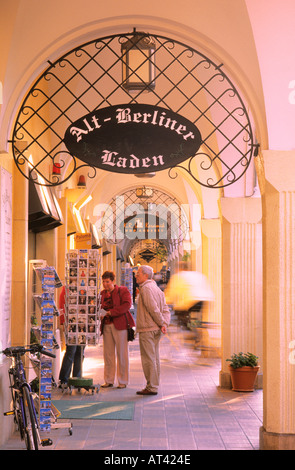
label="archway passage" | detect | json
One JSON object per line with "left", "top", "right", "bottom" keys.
{"left": 98, "top": 185, "right": 190, "bottom": 271}
{"left": 11, "top": 31, "right": 255, "bottom": 190}
{"left": 100, "top": 186, "right": 189, "bottom": 244}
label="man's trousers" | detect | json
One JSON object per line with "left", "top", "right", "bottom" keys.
{"left": 139, "top": 330, "right": 162, "bottom": 393}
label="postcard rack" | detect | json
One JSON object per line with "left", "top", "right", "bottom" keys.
{"left": 63, "top": 249, "right": 101, "bottom": 393}
{"left": 121, "top": 265, "right": 134, "bottom": 309}
{"left": 29, "top": 260, "right": 72, "bottom": 435}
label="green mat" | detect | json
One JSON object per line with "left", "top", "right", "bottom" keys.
{"left": 52, "top": 400, "right": 134, "bottom": 420}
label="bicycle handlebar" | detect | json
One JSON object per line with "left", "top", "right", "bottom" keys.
{"left": 1, "top": 344, "right": 56, "bottom": 359}
{"left": 39, "top": 348, "right": 56, "bottom": 358}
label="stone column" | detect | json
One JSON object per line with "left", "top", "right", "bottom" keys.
{"left": 259, "top": 151, "right": 295, "bottom": 450}
{"left": 57, "top": 197, "right": 68, "bottom": 285}
{"left": 219, "top": 197, "right": 263, "bottom": 388}
{"left": 0, "top": 155, "right": 14, "bottom": 444}
{"left": 36, "top": 229, "right": 57, "bottom": 267}
{"left": 11, "top": 162, "right": 29, "bottom": 346}
{"left": 200, "top": 219, "right": 222, "bottom": 355}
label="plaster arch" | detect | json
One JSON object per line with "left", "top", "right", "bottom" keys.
{"left": 87, "top": 174, "right": 198, "bottom": 228}
{"left": 83, "top": 144, "right": 221, "bottom": 233}
{"left": 83, "top": 161, "right": 220, "bottom": 277}
{"left": 90, "top": 181, "right": 194, "bottom": 265}
{"left": 2, "top": 3, "right": 267, "bottom": 177}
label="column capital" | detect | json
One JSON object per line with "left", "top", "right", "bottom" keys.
{"left": 220, "top": 197, "right": 262, "bottom": 224}
{"left": 200, "top": 218, "right": 221, "bottom": 238}
{"left": 263, "top": 150, "right": 295, "bottom": 192}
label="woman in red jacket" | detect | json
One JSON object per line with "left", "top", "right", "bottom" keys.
{"left": 100, "top": 271, "right": 135, "bottom": 389}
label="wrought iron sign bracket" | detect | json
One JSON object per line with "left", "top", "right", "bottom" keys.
{"left": 10, "top": 31, "right": 255, "bottom": 189}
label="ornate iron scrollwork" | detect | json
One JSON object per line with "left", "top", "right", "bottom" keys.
{"left": 10, "top": 31, "right": 255, "bottom": 188}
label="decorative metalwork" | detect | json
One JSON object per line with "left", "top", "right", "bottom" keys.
{"left": 130, "top": 241, "right": 168, "bottom": 264}
{"left": 121, "top": 29, "right": 156, "bottom": 91}
{"left": 100, "top": 187, "right": 189, "bottom": 246}
{"left": 10, "top": 31, "right": 255, "bottom": 188}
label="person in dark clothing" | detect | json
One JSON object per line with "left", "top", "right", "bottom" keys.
{"left": 132, "top": 270, "right": 138, "bottom": 303}
{"left": 58, "top": 286, "right": 84, "bottom": 386}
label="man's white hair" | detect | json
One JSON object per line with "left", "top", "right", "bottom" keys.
{"left": 140, "top": 265, "right": 154, "bottom": 279}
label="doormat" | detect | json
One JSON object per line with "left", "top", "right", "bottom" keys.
{"left": 52, "top": 400, "right": 134, "bottom": 420}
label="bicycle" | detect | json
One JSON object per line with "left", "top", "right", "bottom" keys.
{"left": 2, "top": 343, "right": 56, "bottom": 450}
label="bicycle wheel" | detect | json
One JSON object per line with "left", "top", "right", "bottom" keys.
{"left": 8, "top": 373, "right": 26, "bottom": 442}
{"left": 21, "top": 385, "right": 39, "bottom": 450}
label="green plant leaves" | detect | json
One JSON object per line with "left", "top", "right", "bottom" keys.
{"left": 226, "top": 352, "right": 258, "bottom": 369}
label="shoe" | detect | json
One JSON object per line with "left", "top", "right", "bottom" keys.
{"left": 58, "top": 382, "right": 67, "bottom": 390}
{"left": 117, "top": 384, "right": 127, "bottom": 389}
{"left": 136, "top": 388, "right": 158, "bottom": 395}
{"left": 101, "top": 383, "right": 113, "bottom": 388}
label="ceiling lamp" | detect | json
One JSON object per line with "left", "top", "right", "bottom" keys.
{"left": 121, "top": 29, "right": 156, "bottom": 92}
{"left": 52, "top": 162, "right": 61, "bottom": 175}
{"left": 136, "top": 187, "right": 153, "bottom": 198}
{"left": 52, "top": 162, "right": 61, "bottom": 183}
{"left": 77, "top": 175, "right": 86, "bottom": 188}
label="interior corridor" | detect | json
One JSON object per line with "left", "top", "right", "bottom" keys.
{"left": 0, "top": 312, "right": 263, "bottom": 451}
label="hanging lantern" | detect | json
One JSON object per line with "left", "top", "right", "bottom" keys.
{"left": 52, "top": 162, "right": 61, "bottom": 175}
{"left": 77, "top": 175, "right": 86, "bottom": 188}
{"left": 121, "top": 29, "right": 156, "bottom": 92}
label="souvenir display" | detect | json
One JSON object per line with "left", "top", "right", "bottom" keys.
{"left": 37, "top": 267, "right": 60, "bottom": 432}
{"left": 121, "top": 265, "right": 133, "bottom": 305}
{"left": 64, "top": 249, "right": 101, "bottom": 346}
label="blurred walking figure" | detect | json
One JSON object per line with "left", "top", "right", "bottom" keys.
{"left": 135, "top": 265, "right": 171, "bottom": 395}
{"left": 165, "top": 268, "right": 218, "bottom": 353}
{"left": 165, "top": 269, "right": 215, "bottom": 311}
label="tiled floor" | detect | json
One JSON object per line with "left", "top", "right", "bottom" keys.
{"left": 0, "top": 316, "right": 263, "bottom": 451}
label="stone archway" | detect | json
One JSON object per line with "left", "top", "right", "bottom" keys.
{"left": 99, "top": 185, "right": 190, "bottom": 260}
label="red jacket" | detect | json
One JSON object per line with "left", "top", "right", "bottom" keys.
{"left": 100, "top": 285, "right": 135, "bottom": 330}
{"left": 59, "top": 286, "right": 66, "bottom": 325}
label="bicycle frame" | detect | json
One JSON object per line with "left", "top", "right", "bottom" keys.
{"left": 3, "top": 345, "right": 55, "bottom": 450}
{"left": 6, "top": 353, "right": 40, "bottom": 449}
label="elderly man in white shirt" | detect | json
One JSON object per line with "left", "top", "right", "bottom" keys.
{"left": 135, "top": 265, "right": 171, "bottom": 395}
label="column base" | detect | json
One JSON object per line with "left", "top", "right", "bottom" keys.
{"left": 260, "top": 427, "right": 295, "bottom": 450}
{"left": 219, "top": 370, "right": 263, "bottom": 389}
{"left": 219, "top": 370, "right": 232, "bottom": 389}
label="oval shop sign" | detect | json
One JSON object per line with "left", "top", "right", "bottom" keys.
{"left": 64, "top": 104, "right": 202, "bottom": 174}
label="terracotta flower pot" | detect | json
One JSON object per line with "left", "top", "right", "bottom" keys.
{"left": 229, "top": 365, "right": 260, "bottom": 392}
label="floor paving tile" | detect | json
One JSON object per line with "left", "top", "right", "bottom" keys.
{"left": 0, "top": 314, "right": 263, "bottom": 452}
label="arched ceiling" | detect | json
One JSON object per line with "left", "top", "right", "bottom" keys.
{"left": 1, "top": 1, "right": 266, "bottom": 152}
{"left": 0, "top": 0, "right": 271, "bottom": 219}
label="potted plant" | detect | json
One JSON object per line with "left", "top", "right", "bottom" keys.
{"left": 226, "top": 352, "right": 259, "bottom": 392}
